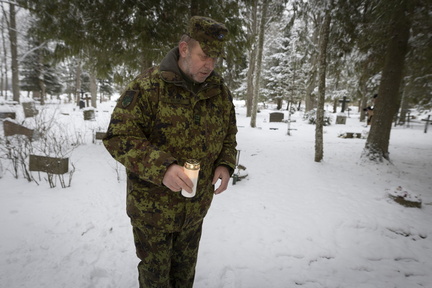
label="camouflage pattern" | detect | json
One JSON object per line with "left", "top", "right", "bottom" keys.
{"left": 133, "top": 221, "right": 203, "bottom": 287}
{"left": 103, "top": 47, "right": 237, "bottom": 286}
{"left": 188, "top": 16, "right": 228, "bottom": 58}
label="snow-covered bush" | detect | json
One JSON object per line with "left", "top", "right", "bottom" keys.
{"left": 303, "top": 109, "right": 332, "bottom": 126}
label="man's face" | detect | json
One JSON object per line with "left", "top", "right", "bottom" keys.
{"left": 181, "top": 42, "right": 218, "bottom": 83}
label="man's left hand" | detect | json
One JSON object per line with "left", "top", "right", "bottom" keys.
{"left": 212, "top": 166, "right": 230, "bottom": 194}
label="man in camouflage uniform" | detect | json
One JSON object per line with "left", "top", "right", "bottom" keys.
{"left": 103, "top": 16, "right": 238, "bottom": 288}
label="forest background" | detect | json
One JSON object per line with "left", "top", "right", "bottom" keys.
{"left": 0, "top": 0, "right": 431, "bottom": 163}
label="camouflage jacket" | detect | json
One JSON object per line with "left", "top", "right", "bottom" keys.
{"left": 103, "top": 48, "right": 238, "bottom": 232}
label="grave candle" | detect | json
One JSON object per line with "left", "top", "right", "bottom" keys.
{"left": 181, "top": 159, "right": 200, "bottom": 198}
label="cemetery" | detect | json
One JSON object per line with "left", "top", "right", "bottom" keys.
{"left": 0, "top": 97, "right": 112, "bottom": 187}
{"left": 1, "top": 95, "right": 430, "bottom": 189}
{"left": 0, "top": 2, "right": 430, "bottom": 286}
{"left": 0, "top": 95, "right": 431, "bottom": 288}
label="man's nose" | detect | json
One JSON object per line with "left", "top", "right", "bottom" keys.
{"left": 205, "top": 58, "right": 217, "bottom": 70}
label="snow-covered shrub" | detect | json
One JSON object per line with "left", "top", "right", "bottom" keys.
{"left": 303, "top": 109, "right": 332, "bottom": 126}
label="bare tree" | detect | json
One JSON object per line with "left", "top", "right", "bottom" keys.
{"left": 245, "top": 0, "right": 258, "bottom": 117}
{"left": 4, "top": 3, "right": 20, "bottom": 102}
{"left": 250, "top": 0, "right": 269, "bottom": 128}
{"left": 314, "top": 6, "right": 331, "bottom": 162}
{"left": 1, "top": 13, "right": 8, "bottom": 98}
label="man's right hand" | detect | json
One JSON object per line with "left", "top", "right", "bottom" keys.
{"left": 162, "top": 164, "right": 193, "bottom": 193}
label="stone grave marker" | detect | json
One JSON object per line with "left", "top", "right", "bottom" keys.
{"left": 83, "top": 109, "right": 95, "bottom": 120}
{"left": 22, "top": 102, "right": 39, "bottom": 118}
{"left": 269, "top": 112, "right": 284, "bottom": 122}
{"left": 3, "top": 119, "right": 36, "bottom": 140}
{"left": 93, "top": 131, "right": 107, "bottom": 143}
{"left": 0, "top": 111, "right": 16, "bottom": 119}
{"left": 29, "top": 155, "right": 69, "bottom": 174}
{"left": 336, "top": 115, "right": 347, "bottom": 124}
{"left": 95, "top": 132, "right": 107, "bottom": 140}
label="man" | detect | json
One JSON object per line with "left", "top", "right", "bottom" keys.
{"left": 103, "top": 16, "right": 238, "bottom": 288}
{"left": 363, "top": 94, "right": 377, "bottom": 125}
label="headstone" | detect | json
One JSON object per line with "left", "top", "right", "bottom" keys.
{"left": 22, "top": 102, "right": 39, "bottom": 118}
{"left": 0, "top": 112, "right": 16, "bottom": 119}
{"left": 338, "top": 96, "right": 350, "bottom": 112}
{"left": 3, "top": 119, "right": 35, "bottom": 140}
{"left": 95, "top": 132, "right": 107, "bottom": 140}
{"left": 29, "top": 155, "right": 69, "bottom": 174}
{"left": 269, "top": 112, "right": 284, "bottom": 122}
{"left": 83, "top": 109, "right": 95, "bottom": 120}
{"left": 336, "top": 115, "right": 347, "bottom": 124}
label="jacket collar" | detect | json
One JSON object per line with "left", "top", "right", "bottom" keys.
{"left": 159, "top": 47, "right": 221, "bottom": 88}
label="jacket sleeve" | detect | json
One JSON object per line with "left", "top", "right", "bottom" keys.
{"left": 103, "top": 85, "right": 177, "bottom": 186}
{"left": 214, "top": 88, "right": 238, "bottom": 176}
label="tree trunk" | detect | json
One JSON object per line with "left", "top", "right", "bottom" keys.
{"left": 314, "top": 9, "right": 331, "bottom": 163}
{"left": 363, "top": 1, "right": 410, "bottom": 162}
{"left": 37, "top": 45, "right": 46, "bottom": 105}
{"left": 90, "top": 72, "right": 97, "bottom": 108}
{"left": 8, "top": 4, "right": 19, "bottom": 103}
{"left": 246, "top": 48, "right": 256, "bottom": 117}
{"left": 358, "top": 80, "right": 368, "bottom": 122}
{"left": 250, "top": 0, "right": 269, "bottom": 128}
{"left": 398, "top": 84, "right": 411, "bottom": 125}
{"left": 246, "top": 1, "right": 258, "bottom": 117}
{"left": 1, "top": 17, "right": 6, "bottom": 98}
{"left": 305, "top": 14, "right": 321, "bottom": 112}
{"left": 75, "top": 59, "right": 82, "bottom": 106}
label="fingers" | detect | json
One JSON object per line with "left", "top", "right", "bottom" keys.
{"left": 163, "top": 165, "right": 232, "bottom": 195}
{"left": 213, "top": 166, "right": 230, "bottom": 195}
{"left": 214, "top": 176, "right": 229, "bottom": 194}
{"left": 162, "top": 164, "right": 193, "bottom": 193}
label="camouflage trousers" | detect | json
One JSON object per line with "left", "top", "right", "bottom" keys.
{"left": 132, "top": 220, "right": 204, "bottom": 288}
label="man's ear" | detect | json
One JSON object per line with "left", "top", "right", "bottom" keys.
{"left": 179, "top": 41, "right": 188, "bottom": 57}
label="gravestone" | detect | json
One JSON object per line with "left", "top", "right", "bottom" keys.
{"left": 269, "top": 112, "right": 284, "bottom": 122}
{"left": 3, "top": 119, "right": 35, "bottom": 140}
{"left": 336, "top": 115, "right": 347, "bottom": 124}
{"left": 0, "top": 111, "right": 16, "bottom": 119}
{"left": 338, "top": 96, "right": 350, "bottom": 112}
{"left": 83, "top": 109, "right": 95, "bottom": 120}
{"left": 22, "top": 102, "right": 39, "bottom": 118}
{"left": 95, "top": 132, "right": 107, "bottom": 140}
{"left": 29, "top": 155, "right": 69, "bottom": 174}
{"left": 93, "top": 131, "right": 107, "bottom": 144}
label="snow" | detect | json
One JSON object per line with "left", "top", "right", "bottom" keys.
{"left": 1, "top": 99, "right": 431, "bottom": 288}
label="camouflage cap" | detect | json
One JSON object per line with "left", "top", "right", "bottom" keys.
{"left": 188, "top": 16, "right": 228, "bottom": 58}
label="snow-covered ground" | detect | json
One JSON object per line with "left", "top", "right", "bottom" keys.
{"left": 1, "top": 98, "right": 431, "bottom": 288}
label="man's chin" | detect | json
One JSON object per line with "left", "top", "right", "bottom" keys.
{"left": 193, "top": 75, "right": 207, "bottom": 83}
